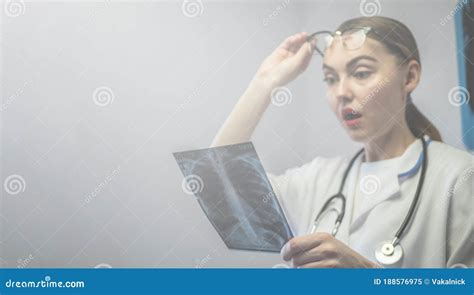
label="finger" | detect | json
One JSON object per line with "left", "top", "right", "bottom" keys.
{"left": 278, "top": 33, "right": 300, "bottom": 51}
{"left": 291, "top": 245, "right": 331, "bottom": 267}
{"left": 296, "top": 42, "right": 314, "bottom": 70}
{"left": 307, "top": 34, "right": 318, "bottom": 51}
{"left": 298, "top": 259, "right": 339, "bottom": 269}
{"left": 295, "top": 34, "right": 313, "bottom": 56}
{"left": 286, "top": 42, "right": 313, "bottom": 75}
{"left": 281, "top": 232, "right": 329, "bottom": 261}
{"left": 274, "top": 32, "right": 308, "bottom": 58}
{"left": 288, "top": 32, "right": 308, "bottom": 53}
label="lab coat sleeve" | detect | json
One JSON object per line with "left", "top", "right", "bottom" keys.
{"left": 446, "top": 165, "right": 474, "bottom": 268}
{"left": 266, "top": 157, "right": 322, "bottom": 235}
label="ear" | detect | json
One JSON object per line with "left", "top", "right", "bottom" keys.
{"left": 404, "top": 60, "right": 421, "bottom": 95}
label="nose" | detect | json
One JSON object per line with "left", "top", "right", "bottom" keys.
{"left": 334, "top": 77, "right": 354, "bottom": 103}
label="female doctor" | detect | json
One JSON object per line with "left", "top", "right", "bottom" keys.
{"left": 211, "top": 16, "right": 473, "bottom": 268}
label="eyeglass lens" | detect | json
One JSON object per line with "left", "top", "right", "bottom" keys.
{"left": 309, "top": 28, "right": 368, "bottom": 56}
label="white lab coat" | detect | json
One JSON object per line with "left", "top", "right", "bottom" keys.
{"left": 267, "top": 136, "right": 473, "bottom": 268}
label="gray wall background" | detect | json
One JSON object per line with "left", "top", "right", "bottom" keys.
{"left": 1, "top": 0, "right": 468, "bottom": 268}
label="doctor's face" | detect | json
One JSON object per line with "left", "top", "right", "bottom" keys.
{"left": 322, "top": 37, "right": 408, "bottom": 143}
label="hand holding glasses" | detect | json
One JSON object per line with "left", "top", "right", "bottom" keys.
{"left": 252, "top": 27, "right": 407, "bottom": 91}
{"left": 254, "top": 32, "right": 314, "bottom": 87}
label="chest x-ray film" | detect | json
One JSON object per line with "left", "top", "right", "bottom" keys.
{"left": 173, "top": 142, "right": 293, "bottom": 252}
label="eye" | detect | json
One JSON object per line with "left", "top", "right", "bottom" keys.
{"left": 353, "top": 71, "right": 372, "bottom": 80}
{"left": 323, "top": 75, "right": 337, "bottom": 86}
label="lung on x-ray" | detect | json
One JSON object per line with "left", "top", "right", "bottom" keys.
{"left": 173, "top": 142, "right": 293, "bottom": 252}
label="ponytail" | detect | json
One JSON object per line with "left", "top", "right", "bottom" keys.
{"left": 405, "top": 95, "right": 443, "bottom": 141}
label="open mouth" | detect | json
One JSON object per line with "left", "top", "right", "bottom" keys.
{"left": 341, "top": 108, "right": 362, "bottom": 127}
{"left": 343, "top": 112, "right": 362, "bottom": 121}
{"left": 342, "top": 108, "right": 362, "bottom": 120}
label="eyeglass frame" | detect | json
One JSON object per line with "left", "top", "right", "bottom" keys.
{"left": 306, "top": 26, "right": 410, "bottom": 60}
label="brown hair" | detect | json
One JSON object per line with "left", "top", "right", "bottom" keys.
{"left": 337, "top": 16, "right": 442, "bottom": 141}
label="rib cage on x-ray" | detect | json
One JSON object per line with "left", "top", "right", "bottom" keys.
{"left": 173, "top": 142, "right": 293, "bottom": 252}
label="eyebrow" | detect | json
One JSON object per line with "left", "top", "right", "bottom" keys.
{"left": 322, "top": 55, "right": 378, "bottom": 72}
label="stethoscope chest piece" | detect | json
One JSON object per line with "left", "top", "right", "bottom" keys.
{"left": 375, "top": 240, "right": 403, "bottom": 266}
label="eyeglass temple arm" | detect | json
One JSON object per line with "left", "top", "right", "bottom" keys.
{"left": 305, "top": 37, "right": 324, "bottom": 56}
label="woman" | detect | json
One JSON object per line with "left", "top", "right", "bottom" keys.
{"left": 211, "top": 16, "right": 473, "bottom": 268}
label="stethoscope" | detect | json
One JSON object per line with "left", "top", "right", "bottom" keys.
{"left": 310, "top": 136, "right": 428, "bottom": 266}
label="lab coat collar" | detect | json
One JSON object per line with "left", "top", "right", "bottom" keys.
{"left": 397, "top": 135, "right": 431, "bottom": 182}
{"left": 348, "top": 135, "right": 431, "bottom": 233}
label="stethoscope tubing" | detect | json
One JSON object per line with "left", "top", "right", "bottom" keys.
{"left": 312, "top": 136, "right": 428, "bottom": 247}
